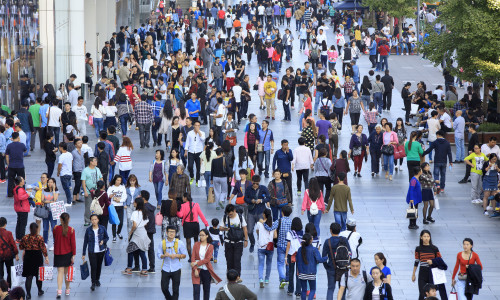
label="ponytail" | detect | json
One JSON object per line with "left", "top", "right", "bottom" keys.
{"left": 60, "top": 212, "right": 70, "bottom": 237}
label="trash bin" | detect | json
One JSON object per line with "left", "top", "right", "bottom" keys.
{"left": 81, "top": 83, "right": 90, "bottom": 103}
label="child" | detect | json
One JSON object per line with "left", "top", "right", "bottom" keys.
{"left": 208, "top": 218, "right": 223, "bottom": 263}
{"left": 0, "top": 125, "right": 6, "bottom": 182}
{"left": 327, "top": 45, "right": 338, "bottom": 73}
{"left": 420, "top": 162, "right": 436, "bottom": 224}
{"left": 364, "top": 102, "right": 380, "bottom": 135}
{"left": 81, "top": 135, "right": 94, "bottom": 166}
{"left": 230, "top": 169, "right": 251, "bottom": 220}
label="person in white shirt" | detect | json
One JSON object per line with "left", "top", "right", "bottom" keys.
{"left": 67, "top": 83, "right": 79, "bottom": 107}
{"left": 57, "top": 142, "right": 73, "bottom": 206}
{"left": 291, "top": 137, "right": 314, "bottom": 196}
{"left": 72, "top": 97, "right": 88, "bottom": 136}
{"left": 142, "top": 53, "right": 154, "bottom": 76}
{"left": 426, "top": 110, "right": 441, "bottom": 162}
{"left": 14, "top": 123, "right": 27, "bottom": 148}
{"left": 432, "top": 85, "right": 445, "bottom": 101}
{"left": 339, "top": 218, "right": 362, "bottom": 259}
{"left": 212, "top": 98, "right": 226, "bottom": 140}
{"left": 47, "top": 99, "right": 63, "bottom": 145}
{"left": 81, "top": 136, "right": 94, "bottom": 158}
{"left": 107, "top": 175, "right": 127, "bottom": 241}
{"left": 481, "top": 137, "right": 500, "bottom": 157}
{"left": 232, "top": 79, "right": 242, "bottom": 120}
{"left": 438, "top": 106, "right": 452, "bottom": 131}
{"left": 184, "top": 120, "right": 205, "bottom": 185}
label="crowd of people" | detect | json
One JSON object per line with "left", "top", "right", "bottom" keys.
{"left": 0, "top": 0, "right": 497, "bottom": 299}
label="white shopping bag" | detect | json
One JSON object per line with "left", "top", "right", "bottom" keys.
{"left": 11, "top": 264, "right": 25, "bottom": 287}
{"left": 411, "top": 103, "right": 419, "bottom": 115}
{"left": 434, "top": 196, "right": 440, "bottom": 210}
{"left": 431, "top": 268, "right": 447, "bottom": 285}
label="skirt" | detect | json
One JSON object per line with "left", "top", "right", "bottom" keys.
{"left": 23, "top": 250, "right": 43, "bottom": 277}
{"left": 422, "top": 189, "right": 435, "bottom": 202}
{"left": 183, "top": 222, "right": 200, "bottom": 239}
{"left": 53, "top": 252, "right": 73, "bottom": 268}
{"left": 483, "top": 175, "right": 498, "bottom": 191}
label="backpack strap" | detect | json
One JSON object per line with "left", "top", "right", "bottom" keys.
{"left": 223, "top": 284, "right": 236, "bottom": 300}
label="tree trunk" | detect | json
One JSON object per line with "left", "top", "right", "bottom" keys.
{"left": 483, "top": 80, "right": 490, "bottom": 115}
{"left": 390, "top": 16, "right": 395, "bottom": 35}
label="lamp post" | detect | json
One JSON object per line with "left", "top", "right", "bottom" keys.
{"left": 416, "top": 0, "right": 421, "bottom": 55}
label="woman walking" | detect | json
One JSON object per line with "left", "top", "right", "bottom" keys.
{"left": 245, "top": 123, "right": 260, "bottom": 168}
{"left": 160, "top": 190, "right": 181, "bottom": 239}
{"left": 344, "top": 90, "right": 365, "bottom": 133}
{"left": 114, "top": 136, "right": 133, "bottom": 182}
{"left": 368, "top": 124, "right": 383, "bottom": 177}
{"left": 313, "top": 148, "right": 332, "bottom": 198}
{"left": 13, "top": 176, "right": 31, "bottom": 242}
{"left": 301, "top": 178, "right": 325, "bottom": 237}
{"left": 149, "top": 150, "right": 169, "bottom": 207}
{"left": 412, "top": 230, "right": 447, "bottom": 300}
{"left": 177, "top": 194, "right": 209, "bottom": 262}
{"left": 481, "top": 153, "right": 500, "bottom": 216}
{"left": 53, "top": 213, "right": 76, "bottom": 299}
{"left": 296, "top": 233, "right": 328, "bottom": 300}
{"left": 363, "top": 267, "right": 394, "bottom": 300}
{"left": 82, "top": 214, "right": 109, "bottom": 291}
{"left": 349, "top": 124, "right": 369, "bottom": 177}
{"left": 332, "top": 88, "right": 345, "bottom": 130}
{"left": 256, "top": 70, "right": 266, "bottom": 110}
{"left": 0, "top": 217, "right": 18, "bottom": 287}
{"left": 125, "top": 175, "right": 141, "bottom": 232}
{"left": 394, "top": 118, "right": 407, "bottom": 172}
{"left": 123, "top": 198, "right": 150, "bottom": 276}
{"left": 405, "top": 131, "right": 424, "bottom": 180}
{"left": 167, "top": 148, "right": 183, "bottom": 184}
{"left": 374, "top": 252, "right": 392, "bottom": 284}
{"left": 452, "top": 238, "right": 483, "bottom": 300}
{"left": 285, "top": 217, "right": 303, "bottom": 297}
{"left": 200, "top": 142, "right": 216, "bottom": 196}
{"left": 407, "top": 166, "right": 423, "bottom": 230}
{"left": 191, "top": 228, "right": 222, "bottom": 300}
{"left": 382, "top": 122, "right": 398, "bottom": 181}
{"left": 332, "top": 150, "right": 351, "bottom": 185}
{"left": 41, "top": 178, "right": 59, "bottom": 249}
{"left": 211, "top": 148, "right": 231, "bottom": 210}
{"left": 19, "top": 223, "right": 48, "bottom": 299}
{"left": 91, "top": 97, "right": 106, "bottom": 138}
{"left": 103, "top": 99, "right": 117, "bottom": 132}
{"left": 158, "top": 100, "right": 174, "bottom": 148}
{"left": 420, "top": 163, "right": 436, "bottom": 224}
{"left": 116, "top": 94, "right": 133, "bottom": 136}
{"left": 256, "top": 209, "right": 275, "bottom": 288}
{"left": 93, "top": 181, "right": 110, "bottom": 229}
{"left": 108, "top": 175, "right": 126, "bottom": 242}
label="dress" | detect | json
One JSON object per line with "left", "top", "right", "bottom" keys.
{"left": 126, "top": 210, "right": 150, "bottom": 253}
{"left": 20, "top": 234, "right": 46, "bottom": 277}
{"left": 301, "top": 126, "right": 315, "bottom": 152}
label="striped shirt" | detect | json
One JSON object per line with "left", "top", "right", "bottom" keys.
{"left": 114, "top": 147, "right": 133, "bottom": 171}
{"left": 414, "top": 245, "right": 441, "bottom": 267}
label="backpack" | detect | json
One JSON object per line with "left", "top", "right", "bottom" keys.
{"left": 138, "top": 27, "right": 147, "bottom": 41}
{"left": 285, "top": 8, "right": 292, "bottom": 18}
{"left": 320, "top": 98, "right": 331, "bottom": 117}
{"left": 310, "top": 46, "right": 319, "bottom": 60}
{"left": 345, "top": 270, "right": 368, "bottom": 289}
{"left": 90, "top": 192, "right": 105, "bottom": 216}
{"left": 162, "top": 238, "right": 180, "bottom": 265}
{"left": 306, "top": 190, "right": 319, "bottom": 215}
{"left": 224, "top": 212, "right": 244, "bottom": 242}
{"left": 328, "top": 236, "right": 352, "bottom": 281}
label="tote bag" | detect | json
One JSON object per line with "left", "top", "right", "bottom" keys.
{"left": 108, "top": 204, "right": 120, "bottom": 225}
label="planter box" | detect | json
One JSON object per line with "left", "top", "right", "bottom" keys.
{"left": 446, "top": 132, "right": 470, "bottom": 145}
{"left": 480, "top": 132, "right": 500, "bottom": 144}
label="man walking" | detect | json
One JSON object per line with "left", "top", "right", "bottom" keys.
{"left": 57, "top": 142, "right": 73, "bottom": 207}
{"left": 71, "top": 138, "right": 85, "bottom": 203}
{"left": 135, "top": 96, "right": 154, "bottom": 148}
{"left": 6, "top": 132, "right": 26, "bottom": 197}
{"left": 292, "top": 137, "right": 314, "bottom": 196}
{"left": 337, "top": 258, "right": 370, "bottom": 300}
{"left": 422, "top": 130, "right": 453, "bottom": 193}
{"left": 272, "top": 139, "right": 293, "bottom": 204}
{"left": 325, "top": 172, "right": 354, "bottom": 231}
{"left": 184, "top": 120, "right": 205, "bottom": 186}
{"left": 381, "top": 70, "right": 394, "bottom": 111}
{"left": 244, "top": 175, "right": 270, "bottom": 253}
{"left": 257, "top": 120, "right": 274, "bottom": 178}
{"left": 17, "top": 100, "right": 34, "bottom": 156}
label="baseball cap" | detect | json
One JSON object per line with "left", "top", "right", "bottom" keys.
{"left": 346, "top": 218, "right": 356, "bottom": 227}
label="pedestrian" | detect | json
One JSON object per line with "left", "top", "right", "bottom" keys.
{"left": 177, "top": 194, "right": 209, "bottom": 262}
{"left": 82, "top": 214, "right": 109, "bottom": 291}
{"left": 325, "top": 173, "right": 353, "bottom": 231}
{"left": 40, "top": 178, "right": 59, "bottom": 249}
{"left": 482, "top": 153, "right": 500, "bottom": 217}
{"left": 135, "top": 96, "right": 154, "bottom": 148}
{"left": 257, "top": 120, "right": 274, "bottom": 178}
{"left": 301, "top": 178, "right": 325, "bottom": 236}
{"left": 374, "top": 252, "right": 392, "bottom": 284}
{"left": 57, "top": 142, "right": 73, "bottom": 207}
{"left": 344, "top": 90, "right": 365, "bottom": 133}
{"left": 169, "top": 164, "right": 191, "bottom": 197}
{"left": 211, "top": 148, "right": 232, "bottom": 210}
{"left": 149, "top": 149, "right": 169, "bottom": 207}
{"left": 405, "top": 131, "right": 424, "bottom": 180}
{"left": 393, "top": 118, "right": 407, "bottom": 172}
{"left": 6, "top": 132, "right": 27, "bottom": 198}
{"left": 382, "top": 122, "right": 398, "bottom": 181}
{"left": 422, "top": 130, "right": 453, "bottom": 193}
{"left": 337, "top": 258, "right": 369, "bottom": 300}
{"left": 296, "top": 233, "right": 328, "bottom": 300}
{"left": 454, "top": 110, "right": 466, "bottom": 163}
{"left": 19, "top": 223, "right": 48, "bottom": 299}
{"left": 220, "top": 204, "right": 249, "bottom": 278}
{"left": 0, "top": 217, "right": 19, "bottom": 287}
{"left": 107, "top": 175, "right": 126, "bottom": 241}
{"left": 90, "top": 97, "right": 106, "bottom": 138}
{"left": 292, "top": 137, "right": 314, "bottom": 197}
{"left": 123, "top": 197, "right": 150, "bottom": 277}
{"left": 157, "top": 225, "right": 188, "bottom": 300}
{"left": 125, "top": 174, "right": 141, "bottom": 232}
{"left": 114, "top": 136, "right": 133, "bottom": 182}
{"left": 348, "top": 125, "right": 369, "bottom": 177}
{"left": 407, "top": 166, "right": 423, "bottom": 230}
{"left": 214, "top": 269, "right": 257, "bottom": 300}
{"left": 363, "top": 267, "right": 394, "bottom": 300}
{"left": 53, "top": 212, "right": 76, "bottom": 299}
{"left": 191, "top": 228, "right": 222, "bottom": 300}
{"left": 141, "top": 191, "right": 157, "bottom": 273}
{"left": 368, "top": 124, "right": 383, "bottom": 177}
{"left": 420, "top": 163, "right": 436, "bottom": 224}
{"left": 71, "top": 138, "right": 85, "bottom": 203}
{"left": 272, "top": 139, "right": 294, "bottom": 204}
{"left": 185, "top": 120, "right": 205, "bottom": 186}
{"left": 339, "top": 219, "right": 363, "bottom": 259}
{"left": 451, "top": 238, "right": 483, "bottom": 300}
{"left": 13, "top": 176, "right": 31, "bottom": 242}
{"left": 255, "top": 209, "right": 275, "bottom": 288}
{"left": 81, "top": 157, "right": 104, "bottom": 226}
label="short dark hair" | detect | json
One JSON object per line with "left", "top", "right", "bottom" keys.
{"left": 436, "top": 130, "right": 445, "bottom": 137}
{"left": 281, "top": 139, "right": 288, "bottom": 145}
{"left": 9, "top": 287, "right": 26, "bottom": 300}
{"left": 166, "top": 225, "right": 177, "bottom": 232}
{"left": 59, "top": 142, "right": 67, "bottom": 150}
{"left": 0, "top": 217, "right": 6, "bottom": 227}
{"left": 11, "top": 132, "right": 19, "bottom": 140}
{"left": 281, "top": 205, "right": 292, "bottom": 217}
{"left": 330, "top": 222, "right": 341, "bottom": 234}
{"left": 227, "top": 269, "right": 239, "bottom": 281}
{"left": 337, "top": 172, "right": 346, "bottom": 181}
{"left": 140, "top": 190, "right": 150, "bottom": 201}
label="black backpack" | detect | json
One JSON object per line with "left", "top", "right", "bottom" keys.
{"left": 328, "top": 236, "right": 352, "bottom": 281}
{"left": 320, "top": 98, "right": 330, "bottom": 117}
{"left": 345, "top": 270, "right": 368, "bottom": 289}
{"left": 224, "top": 212, "right": 244, "bottom": 242}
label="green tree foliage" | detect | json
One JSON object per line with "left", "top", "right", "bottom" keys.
{"left": 362, "top": 0, "right": 416, "bottom": 33}
{"left": 422, "top": 0, "right": 500, "bottom": 83}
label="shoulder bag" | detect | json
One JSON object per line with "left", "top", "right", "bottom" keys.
{"left": 257, "top": 129, "right": 269, "bottom": 152}
{"left": 381, "top": 144, "right": 394, "bottom": 156}
{"left": 34, "top": 204, "right": 50, "bottom": 219}
{"left": 0, "top": 233, "right": 16, "bottom": 260}
{"left": 223, "top": 284, "right": 236, "bottom": 300}
{"left": 406, "top": 202, "right": 418, "bottom": 219}
{"left": 457, "top": 252, "right": 472, "bottom": 280}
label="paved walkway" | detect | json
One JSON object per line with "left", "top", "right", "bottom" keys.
{"left": 2, "top": 20, "right": 499, "bottom": 300}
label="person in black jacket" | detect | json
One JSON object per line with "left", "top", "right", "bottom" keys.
{"left": 211, "top": 148, "right": 232, "bottom": 210}
{"left": 422, "top": 130, "right": 453, "bottom": 193}
{"left": 364, "top": 267, "right": 394, "bottom": 300}
{"left": 381, "top": 70, "right": 394, "bottom": 111}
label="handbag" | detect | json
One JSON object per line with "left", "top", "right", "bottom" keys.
{"left": 108, "top": 204, "right": 120, "bottom": 225}
{"left": 457, "top": 252, "right": 472, "bottom": 280}
{"left": 431, "top": 268, "right": 447, "bottom": 284}
{"left": 257, "top": 129, "right": 269, "bottom": 152}
{"left": 406, "top": 203, "right": 418, "bottom": 219}
{"left": 10, "top": 264, "right": 24, "bottom": 287}
{"left": 34, "top": 204, "right": 50, "bottom": 219}
{"left": 265, "top": 241, "right": 274, "bottom": 251}
{"left": 449, "top": 287, "right": 458, "bottom": 300}
{"left": 80, "top": 261, "right": 90, "bottom": 280}
{"left": 253, "top": 84, "right": 258, "bottom": 91}
{"left": 226, "top": 135, "right": 237, "bottom": 146}
{"left": 352, "top": 146, "right": 362, "bottom": 156}
{"left": 381, "top": 144, "right": 394, "bottom": 155}
{"left": 155, "top": 212, "right": 163, "bottom": 226}
{"left": 65, "top": 265, "right": 74, "bottom": 282}
{"left": 38, "top": 266, "right": 54, "bottom": 281}
{"left": 104, "top": 248, "right": 113, "bottom": 266}
{"left": 393, "top": 144, "right": 407, "bottom": 160}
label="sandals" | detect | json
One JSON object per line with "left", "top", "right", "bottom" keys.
{"left": 140, "top": 271, "right": 149, "bottom": 276}
{"left": 56, "top": 290, "right": 62, "bottom": 299}
{"left": 122, "top": 268, "right": 132, "bottom": 275}
{"left": 65, "top": 289, "right": 70, "bottom": 296}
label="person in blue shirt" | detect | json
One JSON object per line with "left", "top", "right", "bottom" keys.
{"left": 257, "top": 120, "right": 274, "bottom": 178}
{"left": 156, "top": 225, "right": 188, "bottom": 300}
{"left": 272, "top": 139, "right": 294, "bottom": 203}
{"left": 296, "top": 233, "right": 328, "bottom": 300}
{"left": 172, "top": 33, "right": 181, "bottom": 53}
{"left": 244, "top": 174, "right": 270, "bottom": 253}
{"left": 350, "top": 60, "right": 360, "bottom": 93}
{"left": 151, "top": 94, "right": 165, "bottom": 147}
{"left": 407, "top": 166, "right": 422, "bottom": 230}
{"left": 185, "top": 93, "right": 201, "bottom": 121}
{"left": 368, "top": 39, "right": 377, "bottom": 68}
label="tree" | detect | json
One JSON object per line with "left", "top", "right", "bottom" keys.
{"left": 362, "top": 0, "right": 416, "bottom": 35}
{"left": 422, "top": 0, "right": 500, "bottom": 112}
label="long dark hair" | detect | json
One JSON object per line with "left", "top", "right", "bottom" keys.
{"left": 361, "top": 75, "right": 370, "bottom": 89}
{"left": 199, "top": 228, "right": 213, "bottom": 244}
{"left": 301, "top": 233, "right": 313, "bottom": 265}
{"left": 93, "top": 97, "right": 102, "bottom": 110}
{"left": 308, "top": 177, "right": 321, "bottom": 202}
{"left": 305, "top": 222, "right": 317, "bottom": 239}
{"left": 134, "top": 197, "right": 148, "bottom": 220}
{"left": 263, "top": 208, "right": 273, "bottom": 227}
{"left": 205, "top": 141, "right": 214, "bottom": 161}
{"left": 60, "top": 212, "right": 70, "bottom": 236}
{"left": 408, "top": 131, "right": 418, "bottom": 150}
{"left": 163, "top": 100, "right": 174, "bottom": 119}
{"left": 44, "top": 177, "right": 59, "bottom": 192}
{"left": 238, "top": 146, "right": 248, "bottom": 168}
{"left": 374, "top": 252, "right": 387, "bottom": 266}
{"left": 334, "top": 87, "right": 342, "bottom": 99}
{"left": 177, "top": 100, "right": 187, "bottom": 119}
{"left": 339, "top": 150, "right": 351, "bottom": 172}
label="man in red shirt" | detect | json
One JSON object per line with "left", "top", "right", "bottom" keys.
{"left": 377, "top": 39, "right": 390, "bottom": 72}
{"left": 218, "top": 8, "right": 225, "bottom": 30}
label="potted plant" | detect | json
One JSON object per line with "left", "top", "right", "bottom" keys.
{"left": 443, "top": 100, "right": 455, "bottom": 116}
{"left": 477, "top": 122, "right": 500, "bottom": 144}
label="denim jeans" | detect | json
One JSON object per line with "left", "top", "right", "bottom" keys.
{"left": 299, "top": 112, "right": 304, "bottom": 131}
{"left": 25, "top": 132, "right": 31, "bottom": 156}
{"left": 214, "top": 77, "right": 223, "bottom": 91}
{"left": 128, "top": 249, "right": 147, "bottom": 270}
{"left": 283, "top": 101, "right": 291, "bottom": 121}
{"left": 380, "top": 55, "right": 388, "bottom": 71}
{"left": 373, "top": 92, "right": 383, "bottom": 113}
{"left": 361, "top": 95, "right": 371, "bottom": 109}
{"left": 270, "top": 206, "right": 282, "bottom": 221}
{"left": 42, "top": 212, "right": 57, "bottom": 244}
{"left": 300, "top": 279, "right": 316, "bottom": 300}
{"left": 285, "top": 45, "right": 292, "bottom": 61}
{"left": 60, "top": 174, "right": 72, "bottom": 204}
{"left": 433, "top": 162, "right": 447, "bottom": 189}
{"left": 119, "top": 170, "right": 130, "bottom": 183}
{"left": 334, "top": 211, "right": 347, "bottom": 231}
{"left": 287, "top": 254, "right": 301, "bottom": 295}
{"left": 455, "top": 137, "right": 465, "bottom": 161}
{"left": 307, "top": 211, "right": 322, "bottom": 237}
{"left": 300, "top": 39, "right": 306, "bottom": 50}
{"left": 211, "top": 241, "right": 219, "bottom": 260}
{"left": 257, "top": 150, "right": 271, "bottom": 177}
{"left": 273, "top": 61, "right": 281, "bottom": 72}
{"left": 427, "top": 141, "right": 434, "bottom": 161}
{"left": 153, "top": 180, "right": 164, "bottom": 206}
{"left": 119, "top": 114, "right": 130, "bottom": 136}
{"left": 383, "top": 154, "right": 394, "bottom": 175}
{"left": 49, "top": 126, "right": 60, "bottom": 146}
{"left": 93, "top": 118, "right": 104, "bottom": 138}
{"left": 138, "top": 123, "right": 151, "bottom": 148}
{"left": 277, "top": 246, "right": 288, "bottom": 281}
{"left": 326, "top": 270, "right": 337, "bottom": 300}
{"left": 258, "top": 249, "right": 274, "bottom": 281}
{"left": 204, "top": 171, "right": 211, "bottom": 195}
{"left": 314, "top": 91, "right": 323, "bottom": 114}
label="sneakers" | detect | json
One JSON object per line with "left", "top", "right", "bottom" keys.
{"left": 471, "top": 199, "right": 482, "bottom": 204}
{"left": 260, "top": 280, "right": 264, "bottom": 288}
{"left": 147, "top": 269, "right": 156, "bottom": 273}
{"left": 190, "top": 178, "right": 194, "bottom": 185}
{"left": 64, "top": 203, "right": 72, "bottom": 207}
{"left": 279, "top": 280, "right": 287, "bottom": 289}
{"left": 113, "top": 237, "right": 117, "bottom": 243}
{"left": 487, "top": 206, "right": 494, "bottom": 211}
{"left": 49, "top": 245, "right": 54, "bottom": 251}
{"left": 118, "top": 234, "right": 123, "bottom": 239}
{"left": 265, "top": 279, "right": 269, "bottom": 284}
{"left": 131, "top": 267, "right": 140, "bottom": 273}
{"left": 249, "top": 244, "right": 254, "bottom": 253}
{"left": 484, "top": 211, "right": 489, "bottom": 216}
{"left": 427, "top": 217, "right": 435, "bottom": 223}
{"left": 297, "top": 191, "right": 301, "bottom": 196}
